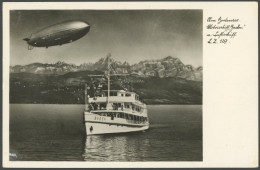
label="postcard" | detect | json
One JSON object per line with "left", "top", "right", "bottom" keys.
{"left": 2, "top": 1, "right": 258, "bottom": 168}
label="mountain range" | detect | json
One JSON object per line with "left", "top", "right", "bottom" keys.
{"left": 10, "top": 56, "right": 202, "bottom": 81}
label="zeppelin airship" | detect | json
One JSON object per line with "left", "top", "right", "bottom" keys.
{"left": 23, "top": 20, "right": 90, "bottom": 50}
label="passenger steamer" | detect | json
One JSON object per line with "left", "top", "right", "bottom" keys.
{"left": 83, "top": 55, "right": 149, "bottom": 135}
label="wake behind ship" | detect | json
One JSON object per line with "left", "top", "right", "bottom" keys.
{"left": 83, "top": 55, "right": 149, "bottom": 135}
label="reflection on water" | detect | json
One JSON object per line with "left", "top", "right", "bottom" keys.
{"left": 83, "top": 133, "right": 152, "bottom": 161}
{"left": 84, "top": 135, "right": 128, "bottom": 161}
{"left": 10, "top": 104, "right": 202, "bottom": 161}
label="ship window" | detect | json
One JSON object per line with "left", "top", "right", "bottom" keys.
{"left": 121, "top": 94, "right": 124, "bottom": 97}
{"left": 110, "top": 92, "right": 117, "bottom": 96}
{"left": 125, "top": 93, "right": 131, "bottom": 97}
{"left": 119, "top": 112, "right": 125, "bottom": 118}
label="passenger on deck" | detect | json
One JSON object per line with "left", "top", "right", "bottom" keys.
{"left": 88, "top": 104, "right": 93, "bottom": 111}
{"left": 93, "top": 102, "right": 98, "bottom": 110}
{"left": 111, "top": 113, "right": 114, "bottom": 120}
{"left": 112, "top": 103, "right": 115, "bottom": 110}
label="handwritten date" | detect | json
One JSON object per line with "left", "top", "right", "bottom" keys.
{"left": 208, "top": 38, "right": 228, "bottom": 44}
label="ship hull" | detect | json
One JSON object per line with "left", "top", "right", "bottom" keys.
{"left": 84, "top": 112, "right": 149, "bottom": 135}
{"left": 85, "top": 122, "right": 149, "bottom": 135}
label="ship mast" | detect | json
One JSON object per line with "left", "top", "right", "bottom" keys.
{"left": 107, "top": 53, "right": 110, "bottom": 104}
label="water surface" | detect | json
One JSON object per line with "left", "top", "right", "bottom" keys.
{"left": 10, "top": 104, "right": 202, "bottom": 161}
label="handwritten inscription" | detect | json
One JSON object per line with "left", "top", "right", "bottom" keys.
{"left": 206, "top": 17, "right": 245, "bottom": 44}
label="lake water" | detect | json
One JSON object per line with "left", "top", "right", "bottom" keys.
{"left": 10, "top": 104, "right": 202, "bottom": 161}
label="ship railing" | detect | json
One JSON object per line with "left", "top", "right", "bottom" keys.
{"left": 88, "top": 102, "right": 146, "bottom": 114}
{"left": 88, "top": 96, "right": 146, "bottom": 106}
{"left": 88, "top": 111, "right": 148, "bottom": 125}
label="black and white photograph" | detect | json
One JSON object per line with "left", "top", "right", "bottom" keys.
{"left": 2, "top": 2, "right": 258, "bottom": 168}
{"left": 9, "top": 9, "right": 202, "bottom": 161}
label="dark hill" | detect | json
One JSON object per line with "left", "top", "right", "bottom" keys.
{"left": 10, "top": 70, "right": 202, "bottom": 104}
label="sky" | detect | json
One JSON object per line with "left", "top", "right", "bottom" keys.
{"left": 10, "top": 10, "right": 202, "bottom": 67}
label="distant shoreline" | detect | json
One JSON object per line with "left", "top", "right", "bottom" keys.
{"left": 10, "top": 71, "right": 202, "bottom": 105}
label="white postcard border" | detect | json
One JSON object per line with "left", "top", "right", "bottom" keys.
{"left": 2, "top": 2, "right": 258, "bottom": 168}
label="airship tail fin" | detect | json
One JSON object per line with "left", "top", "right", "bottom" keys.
{"left": 23, "top": 38, "right": 30, "bottom": 41}
{"left": 28, "top": 45, "right": 34, "bottom": 50}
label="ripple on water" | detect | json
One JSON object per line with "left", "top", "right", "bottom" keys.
{"left": 10, "top": 104, "right": 202, "bottom": 161}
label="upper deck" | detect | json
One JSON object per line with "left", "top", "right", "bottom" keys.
{"left": 88, "top": 90, "right": 145, "bottom": 107}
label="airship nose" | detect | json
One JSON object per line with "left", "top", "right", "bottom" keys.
{"left": 75, "top": 21, "right": 90, "bottom": 29}
{"left": 82, "top": 22, "right": 90, "bottom": 33}
{"left": 75, "top": 21, "right": 90, "bottom": 33}
{"left": 83, "top": 22, "right": 90, "bottom": 28}
{"left": 83, "top": 22, "right": 90, "bottom": 29}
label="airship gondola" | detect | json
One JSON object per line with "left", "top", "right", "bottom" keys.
{"left": 23, "top": 20, "right": 90, "bottom": 50}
